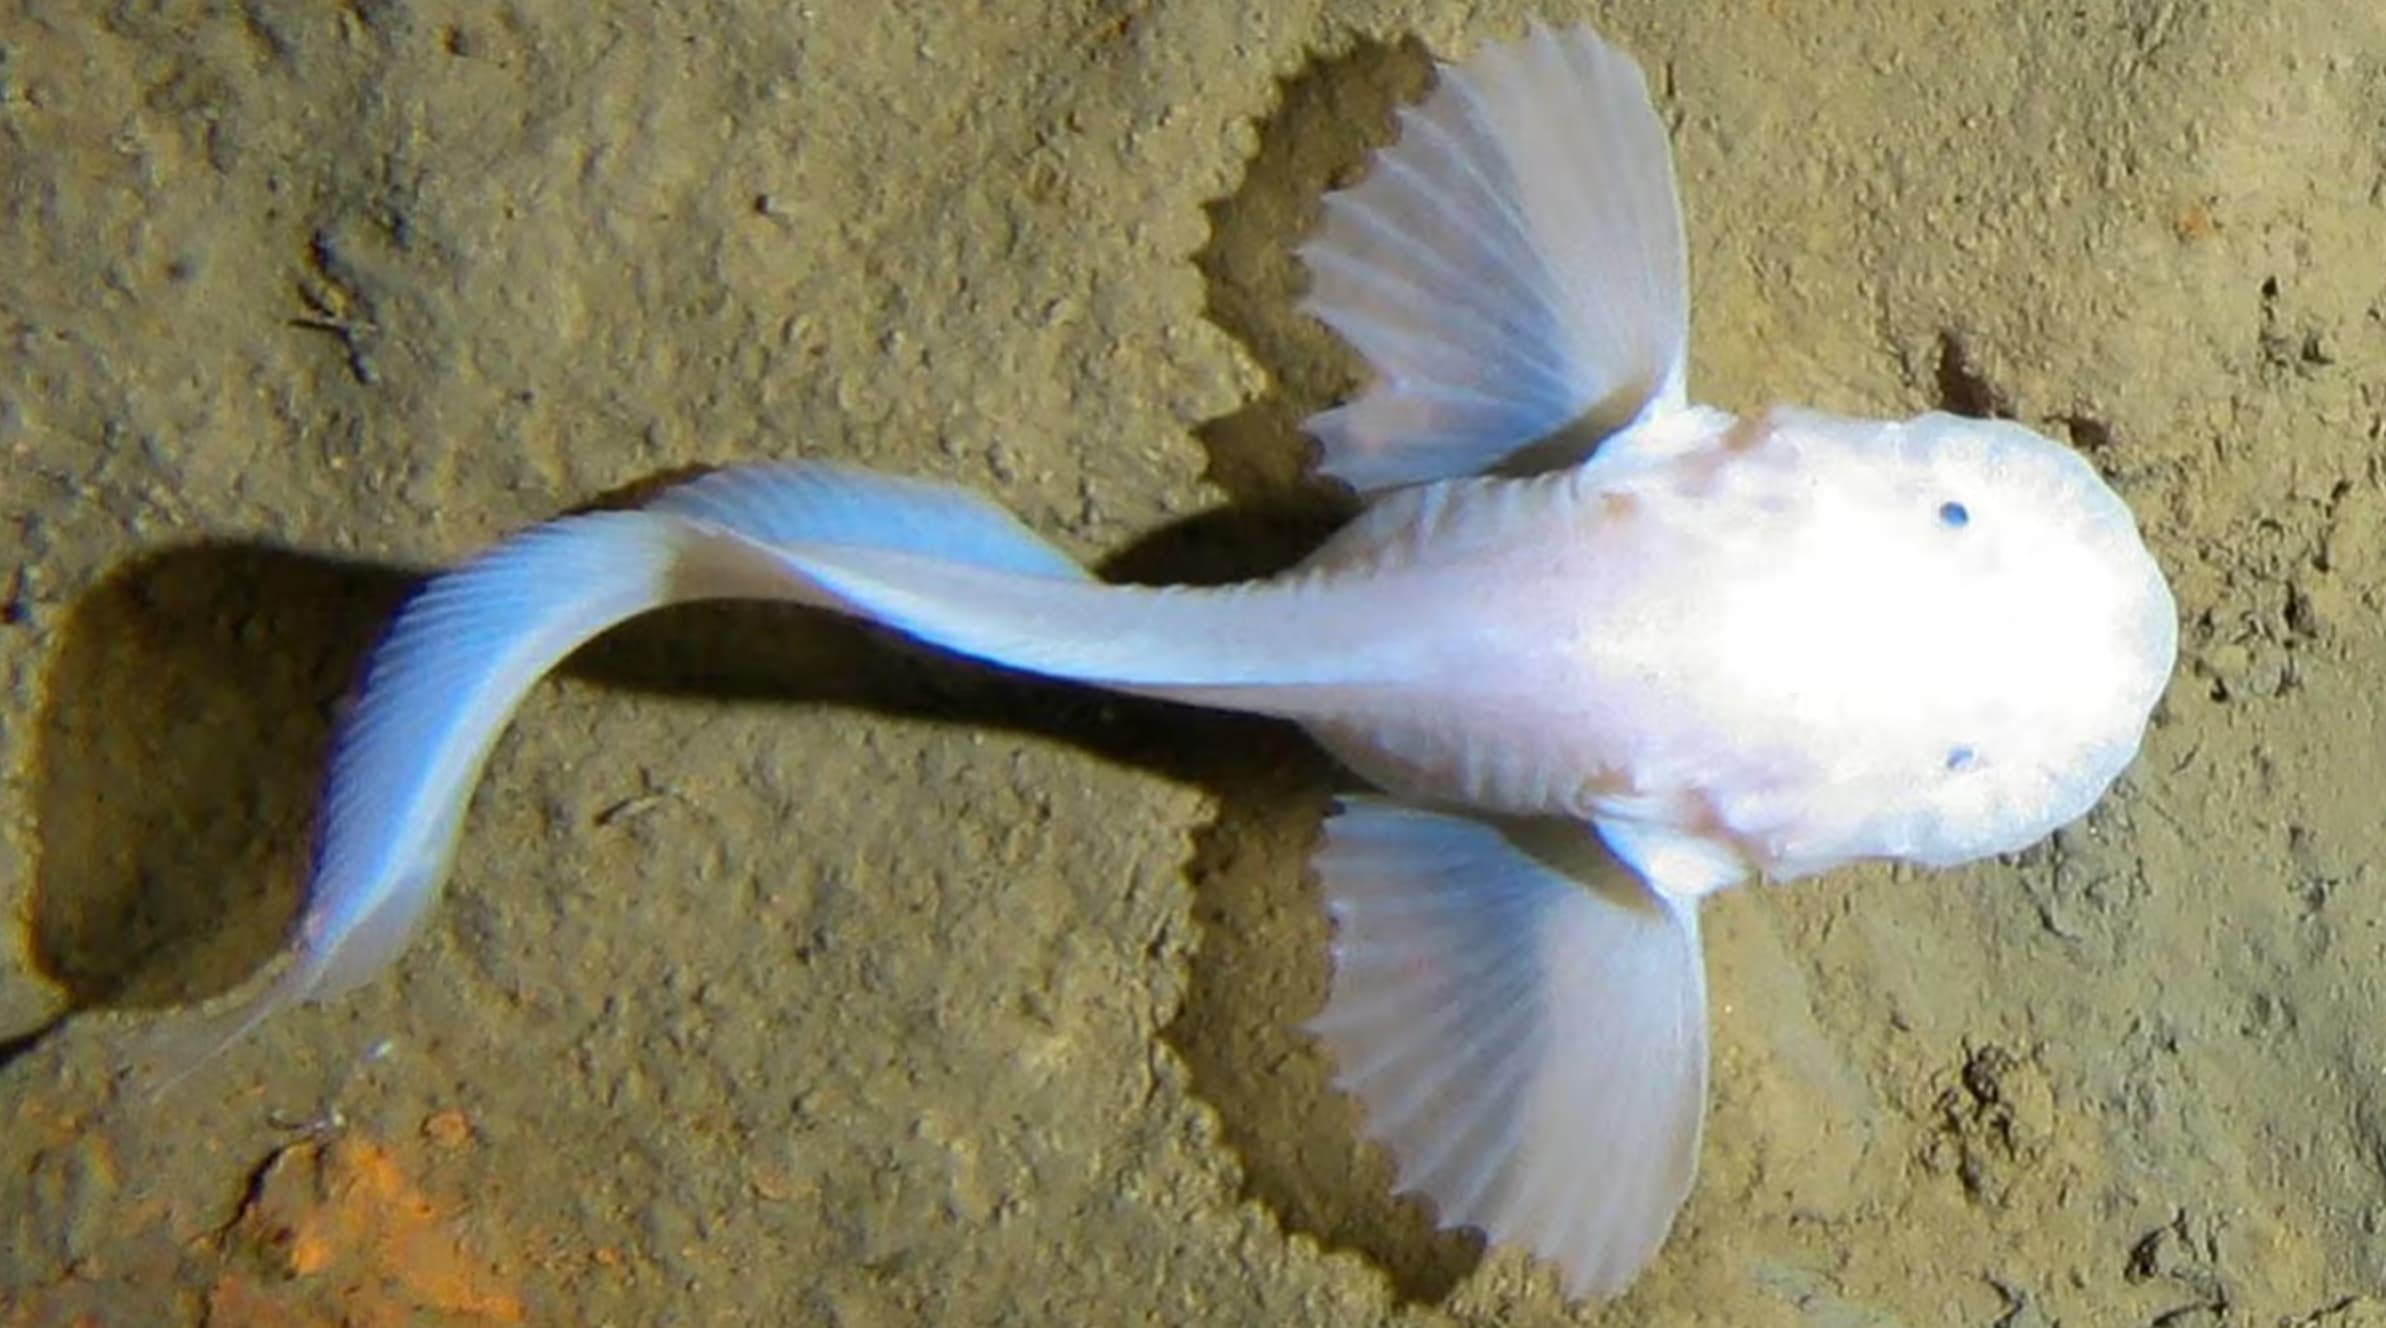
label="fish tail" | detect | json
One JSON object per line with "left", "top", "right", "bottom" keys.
{"left": 143, "top": 463, "right": 1331, "bottom": 1079}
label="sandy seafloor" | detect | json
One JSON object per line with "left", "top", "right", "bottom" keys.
{"left": 7, "top": 0, "right": 2386, "bottom": 1323}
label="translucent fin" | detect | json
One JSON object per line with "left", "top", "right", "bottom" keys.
{"left": 117, "top": 947, "right": 338, "bottom": 1098}
{"left": 646, "top": 464, "right": 1351, "bottom": 693}
{"left": 128, "top": 464, "right": 1093, "bottom": 1081}
{"left": 1301, "top": 22, "right": 1690, "bottom": 491}
{"left": 646, "top": 462, "right": 1093, "bottom": 582}
{"left": 133, "top": 462, "right": 1359, "bottom": 1084}
{"left": 661, "top": 470, "right": 1383, "bottom": 697}
{"left": 1592, "top": 815, "right": 1751, "bottom": 900}
{"left": 1307, "top": 797, "right": 1707, "bottom": 1301}
{"left": 121, "top": 511, "right": 702, "bottom": 1091}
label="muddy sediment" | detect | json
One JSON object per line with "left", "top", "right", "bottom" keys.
{"left": 6, "top": 2, "right": 2385, "bottom": 1322}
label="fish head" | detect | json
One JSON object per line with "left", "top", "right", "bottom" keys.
{"left": 1710, "top": 409, "right": 2179, "bottom": 880}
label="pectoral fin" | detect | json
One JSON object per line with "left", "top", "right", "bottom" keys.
{"left": 1592, "top": 815, "right": 1751, "bottom": 900}
{"left": 1306, "top": 797, "right": 1707, "bottom": 1300}
{"left": 1301, "top": 24, "right": 1690, "bottom": 491}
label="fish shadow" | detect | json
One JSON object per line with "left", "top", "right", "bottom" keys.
{"left": 20, "top": 539, "right": 1275, "bottom": 1011}
{"left": 18, "top": 32, "right": 1480, "bottom": 1310}
{"left": 1158, "top": 33, "right": 1490, "bottom": 1305}
{"left": 24, "top": 546, "right": 417, "bottom": 1018}
{"left": 22, "top": 537, "right": 1474, "bottom": 1304}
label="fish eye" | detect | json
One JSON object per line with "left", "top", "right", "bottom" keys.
{"left": 1944, "top": 745, "right": 1977, "bottom": 772}
{"left": 1938, "top": 500, "right": 1970, "bottom": 528}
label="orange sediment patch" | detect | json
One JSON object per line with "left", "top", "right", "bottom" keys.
{"left": 422, "top": 1108, "right": 476, "bottom": 1150}
{"left": 205, "top": 1129, "right": 527, "bottom": 1327}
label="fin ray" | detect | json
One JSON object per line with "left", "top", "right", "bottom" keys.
{"left": 1308, "top": 797, "right": 1708, "bottom": 1301}
{"left": 141, "top": 462, "right": 1395, "bottom": 1081}
{"left": 135, "top": 466, "right": 1112, "bottom": 1079}
{"left": 1302, "top": 23, "right": 1690, "bottom": 491}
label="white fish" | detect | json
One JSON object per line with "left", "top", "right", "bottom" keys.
{"left": 146, "top": 22, "right": 2176, "bottom": 1301}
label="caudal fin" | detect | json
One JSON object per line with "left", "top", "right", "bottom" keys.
{"left": 125, "top": 509, "right": 709, "bottom": 1091}
{"left": 132, "top": 465, "right": 1113, "bottom": 1081}
{"left": 1302, "top": 23, "right": 1690, "bottom": 491}
{"left": 1307, "top": 797, "right": 1708, "bottom": 1300}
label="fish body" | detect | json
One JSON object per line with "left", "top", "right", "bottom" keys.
{"left": 1223, "top": 402, "right": 2172, "bottom": 887}
{"left": 147, "top": 23, "right": 2177, "bottom": 1303}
